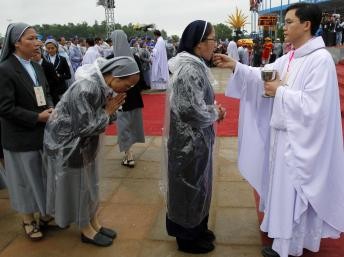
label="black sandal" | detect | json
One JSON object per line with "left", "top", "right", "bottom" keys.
{"left": 22, "top": 220, "right": 43, "bottom": 241}
{"left": 121, "top": 157, "right": 135, "bottom": 168}
{"left": 39, "top": 217, "right": 69, "bottom": 230}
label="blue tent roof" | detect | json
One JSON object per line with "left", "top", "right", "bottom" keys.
{"left": 258, "top": 0, "right": 332, "bottom": 15}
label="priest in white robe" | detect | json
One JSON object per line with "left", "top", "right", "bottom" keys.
{"left": 150, "top": 30, "right": 169, "bottom": 90}
{"left": 82, "top": 38, "right": 101, "bottom": 66}
{"left": 226, "top": 40, "right": 239, "bottom": 61}
{"left": 214, "top": 3, "right": 344, "bottom": 257}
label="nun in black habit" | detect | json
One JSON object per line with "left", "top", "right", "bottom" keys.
{"left": 0, "top": 23, "right": 54, "bottom": 240}
{"left": 44, "top": 38, "right": 71, "bottom": 105}
{"left": 163, "top": 20, "right": 226, "bottom": 253}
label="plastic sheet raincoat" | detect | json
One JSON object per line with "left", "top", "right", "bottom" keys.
{"left": 43, "top": 58, "right": 115, "bottom": 228}
{"left": 164, "top": 52, "right": 219, "bottom": 228}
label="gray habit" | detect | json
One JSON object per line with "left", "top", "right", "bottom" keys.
{"left": 44, "top": 60, "right": 110, "bottom": 228}
{"left": 117, "top": 108, "right": 144, "bottom": 152}
{"left": 44, "top": 57, "right": 139, "bottom": 228}
{"left": 0, "top": 23, "right": 30, "bottom": 62}
{"left": 111, "top": 30, "right": 145, "bottom": 152}
{"left": 4, "top": 150, "right": 46, "bottom": 214}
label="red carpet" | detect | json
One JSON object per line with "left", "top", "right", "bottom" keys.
{"left": 254, "top": 192, "right": 344, "bottom": 257}
{"left": 105, "top": 93, "right": 239, "bottom": 137}
{"left": 337, "top": 64, "right": 344, "bottom": 138}
{"left": 106, "top": 65, "right": 343, "bottom": 137}
{"left": 336, "top": 64, "right": 344, "bottom": 114}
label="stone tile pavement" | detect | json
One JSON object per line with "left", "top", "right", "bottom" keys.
{"left": 0, "top": 68, "right": 264, "bottom": 257}
{"left": 0, "top": 136, "right": 263, "bottom": 257}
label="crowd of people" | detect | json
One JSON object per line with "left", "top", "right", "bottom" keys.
{"left": 215, "top": 36, "right": 290, "bottom": 68}
{"left": 318, "top": 12, "right": 344, "bottom": 46}
{"left": 0, "top": 2, "right": 343, "bottom": 257}
{"left": 0, "top": 28, "right": 173, "bottom": 166}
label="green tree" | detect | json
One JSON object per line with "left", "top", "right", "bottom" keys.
{"left": 213, "top": 23, "right": 233, "bottom": 41}
{"left": 161, "top": 29, "right": 168, "bottom": 39}
{"left": 276, "top": 27, "right": 284, "bottom": 42}
{"left": 33, "top": 21, "right": 175, "bottom": 41}
{"left": 121, "top": 23, "right": 137, "bottom": 39}
{"left": 171, "top": 35, "right": 180, "bottom": 43}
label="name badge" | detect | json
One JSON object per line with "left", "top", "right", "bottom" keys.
{"left": 34, "top": 86, "right": 47, "bottom": 106}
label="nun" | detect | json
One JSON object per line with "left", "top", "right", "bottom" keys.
{"left": 163, "top": 20, "right": 226, "bottom": 253}
{"left": 44, "top": 38, "right": 71, "bottom": 105}
{"left": 110, "top": 30, "right": 145, "bottom": 167}
{"left": 43, "top": 56, "right": 140, "bottom": 247}
{"left": 0, "top": 23, "right": 54, "bottom": 240}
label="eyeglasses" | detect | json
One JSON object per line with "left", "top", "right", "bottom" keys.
{"left": 284, "top": 19, "right": 301, "bottom": 27}
{"left": 204, "top": 38, "right": 217, "bottom": 42}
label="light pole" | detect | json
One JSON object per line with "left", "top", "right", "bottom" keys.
{"left": 280, "top": 0, "right": 283, "bottom": 26}
{"left": 96, "top": 0, "right": 115, "bottom": 39}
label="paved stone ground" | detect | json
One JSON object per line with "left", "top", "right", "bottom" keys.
{"left": 0, "top": 68, "right": 264, "bottom": 257}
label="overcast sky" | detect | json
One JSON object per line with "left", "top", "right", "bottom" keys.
{"left": 0, "top": 0, "right": 255, "bottom": 37}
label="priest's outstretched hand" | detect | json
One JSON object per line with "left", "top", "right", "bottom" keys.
{"left": 213, "top": 53, "right": 237, "bottom": 70}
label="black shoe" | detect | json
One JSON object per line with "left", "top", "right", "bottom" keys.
{"left": 81, "top": 232, "right": 113, "bottom": 247}
{"left": 39, "top": 218, "right": 69, "bottom": 231}
{"left": 99, "top": 227, "right": 117, "bottom": 239}
{"left": 176, "top": 237, "right": 215, "bottom": 254}
{"left": 261, "top": 246, "right": 280, "bottom": 257}
{"left": 201, "top": 229, "right": 216, "bottom": 242}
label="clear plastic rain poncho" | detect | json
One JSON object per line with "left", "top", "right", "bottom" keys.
{"left": 163, "top": 52, "right": 219, "bottom": 228}
{"left": 43, "top": 57, "right": 138, "bottom": 228}
{"left": 44, "top": 58, "right": 114, "bottom": 168}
